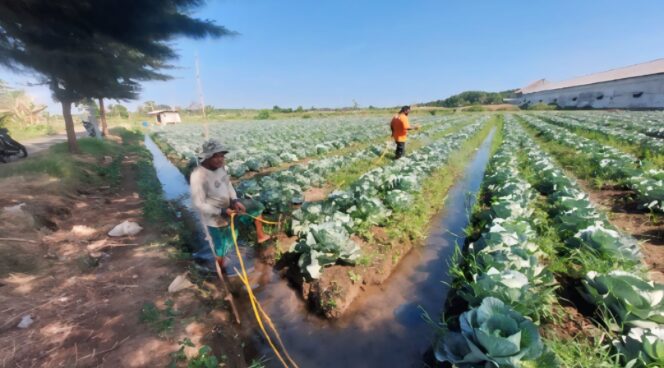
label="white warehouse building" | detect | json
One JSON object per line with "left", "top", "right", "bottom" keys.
{"left": 515, "top": 58, "right": 664, "bottom": 109}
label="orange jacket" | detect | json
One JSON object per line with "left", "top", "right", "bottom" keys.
{"left": 390, "top": 113, "right": 410, "bottom": 142}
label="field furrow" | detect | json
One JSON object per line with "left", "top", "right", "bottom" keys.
{"left": 517, "top": 113, "right": 664, "bottom": 212}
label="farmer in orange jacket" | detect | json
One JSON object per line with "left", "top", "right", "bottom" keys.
{"left": 390, "top": 105, "right": 418, "bottom": 159}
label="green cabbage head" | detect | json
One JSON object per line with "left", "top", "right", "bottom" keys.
{"left": 614, "top": 327, "right": 664, "bottom": 368}
{"left": 581, "top": 271, "right": 664, "bottom": 329}
{"left": 434, "top": 297, "right": 543, "bottom": 367}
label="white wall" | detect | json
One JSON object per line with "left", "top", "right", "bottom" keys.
{"left": 160, "top": 112, "right": 182, "bottom": 124}
{"left": 519, "top": 74, "right": 664, "bottom": 109}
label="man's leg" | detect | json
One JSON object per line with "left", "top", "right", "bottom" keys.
{"left": 238, "top": 198, "right": 271, "bottom": 243}
{"left": 254, "top": 216, "right": 270, "bottom": 243}
{"left": 395, "top": 142, "right": 405, "bottom": 159}
{"left": 208, "top": 226, "right": 230, "bottom": 274}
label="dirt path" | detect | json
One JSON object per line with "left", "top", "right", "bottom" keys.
{"left": 0, "top": 138, "right": 245, "bottom": 367}
{"left": 21, "top": 130, "right": 87, "bottom": 155}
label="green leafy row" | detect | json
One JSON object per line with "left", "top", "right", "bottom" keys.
{"left": 433, "top": 121, "right": 557, "bottom": 367}
{"left": 520, "top": 114, "right": 664, "bottom": 211}
{"left": 513, "top": 116, "right": 664, "bottom": 368}
{"left": 288, "top": 117, "right": 490, "bottom": 279}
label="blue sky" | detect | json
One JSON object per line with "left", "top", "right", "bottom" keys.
{"left": 2, "top": 0, "right": 664, "bottom": 112}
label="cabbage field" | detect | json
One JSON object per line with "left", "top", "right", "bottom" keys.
{"left": 152, "top": 111, "right": 664, "bottom": 367}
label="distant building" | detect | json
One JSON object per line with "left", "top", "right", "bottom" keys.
{"left": 515, "top": 58, "right": 664, "bottom": 109}
{"left": 148, "top": 109, "right": 181, "bottom": 125}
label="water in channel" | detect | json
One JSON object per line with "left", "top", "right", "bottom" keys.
{"left": 144, "top": 130, "right": 496, "bottom": 367}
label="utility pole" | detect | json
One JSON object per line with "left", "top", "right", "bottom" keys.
{"left": 195, "top": 52, "right": 209, "bottom": 139}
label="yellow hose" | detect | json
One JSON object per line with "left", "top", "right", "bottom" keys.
{"left": 230, "top": 213, "right": 299, "bottom": 368}
{"left": 373, "top": 140, "right": 391, "bottom": 164}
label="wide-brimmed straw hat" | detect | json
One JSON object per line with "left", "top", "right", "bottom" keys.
{"left": 197, "top": 139, "right": 229, "bottom": 162}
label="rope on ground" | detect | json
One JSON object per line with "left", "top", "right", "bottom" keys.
{"left": 231, "top": 213, "right": 299, "bottom": 368}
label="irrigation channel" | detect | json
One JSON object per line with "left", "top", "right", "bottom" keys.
{"left": 145, "top": 130, "right": 495, "bottom": 367}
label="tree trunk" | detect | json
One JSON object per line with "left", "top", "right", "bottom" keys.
{"left": 98, "top": 97, "right": 108, "bottom": 136}
{"left": 61, "top": 100, "right": 80, "bottom": 153}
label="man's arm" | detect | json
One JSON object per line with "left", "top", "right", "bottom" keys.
{"left": 404, "top": 116, "right": 420, "bottom": 130}
{"left": 226, "top": 173, "right": 246, "bottom": 213}
{"left": 403, "top": 115, "right": 415, "bottom": 130}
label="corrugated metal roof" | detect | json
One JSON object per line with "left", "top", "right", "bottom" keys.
{"left": 147, "top": 109, "right": 179, "bottom": 115}
{"left": 519, "top": 58, "right": 664, "bottom": 94}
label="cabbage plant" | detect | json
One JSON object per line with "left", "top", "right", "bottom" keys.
{"left": 572, "top": 223, "right": 642, "bottom": 262}
{"left": 434, "top": 297, "right": 544, "bottom": 367}
{"left": 614, "top": 327, "right": 664, "bottom": 368}
{"left": 384, "top": 190, "right": 412, "bottom": 211}
{"left": 459, "top": 268, "right": 556, "bottom": 322}
{"left": 291, "top": 222, "right": 360, "bottom": 279}
{"left": 581, "top": 271, "right": 664, "bottom": 329}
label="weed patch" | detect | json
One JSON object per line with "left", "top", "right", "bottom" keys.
{"left": 140, "top": 300, "right": 178, "bottom": 335}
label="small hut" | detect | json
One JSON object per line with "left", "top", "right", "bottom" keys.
{"left": 148, "top": 110, "right": 181, "bottom": 125}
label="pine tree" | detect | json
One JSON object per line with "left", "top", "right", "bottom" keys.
{"left": 0, "top": 0, "right": 234, "bottom": 152}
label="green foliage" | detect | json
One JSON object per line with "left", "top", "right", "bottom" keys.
{"left": 272, "top": 105, "right": 293, "bottom": 113}
{"left": 423, "top": 90, "right": 517, "bottom": 108}
{"left": 464, "top": 104, "right": 486, "bottom": 112}
{"left": 348, "top": 270, "right": 362, "bottom": 284}
{"left": 291, "top": 222, "right": 361, "bottom": 279}
{"left": 169, "top": 338, "right": 224, "bottom": 368}
{"left": 109, "top": 104, "right": 130, "bottom": 119}
{"left": 459, "top": 267, "right": 557, "bottom": 323}
{"left": 433, "top": 297, "right": 545, "bottom": 367}
{"left": 581, "top": 271, "right": 664, "bottom": 330}
{"left": 0, "top": 137, "right": 115, "bottom": 182}
{"left": 615, "top": 327, "right": 664, "bottom": 368}
{"left": 256, "top": 110, "right": 270, "bottom": 120}
{"left": 0, "top": 1, "right": 230, "bottom": 103}
{"left": 187, "top": 346, "right": 220, "bottom": 368}
{"left": 525, "top": 103, "right": 558, "bottom": 111}
{"left": 544, "top": 333, "right": 622, "bottom": 368}
{"left": 139, "top": 300, "right": 178, "bottom": 335}
{"left": 248, "top": 357, "right": 270, "bottom": 368}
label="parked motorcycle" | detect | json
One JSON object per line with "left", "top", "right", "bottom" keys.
{"left": 82, "top": 120, "right": 97, "bottom": 138}
{"left": 0, "top": 128, "right": 28, "bottom": 163}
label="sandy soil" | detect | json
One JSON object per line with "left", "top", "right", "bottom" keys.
{"left": 0, "top": 148, "right": 245, "bottom": 367}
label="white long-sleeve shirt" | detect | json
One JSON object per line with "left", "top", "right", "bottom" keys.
{"left": 190, "top": 166, "right": 237, "bottom": 227}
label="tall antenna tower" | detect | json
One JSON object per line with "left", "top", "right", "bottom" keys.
{"left": 195, "top": 52, "right": 209, "bottom": 139}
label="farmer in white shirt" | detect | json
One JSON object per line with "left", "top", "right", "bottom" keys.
{"left": 190, "top": 139, "right": 271, "bottom": 271}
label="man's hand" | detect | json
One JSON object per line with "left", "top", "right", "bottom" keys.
{"left": 224, "top": 208, "right": 236, "bottom": 216}
{"left": 234, "top": 201, "right": 247, "bottom": 214}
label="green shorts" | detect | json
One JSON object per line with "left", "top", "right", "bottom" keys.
{"left": 207, "top": 198, "right": 264, "bottom": 257}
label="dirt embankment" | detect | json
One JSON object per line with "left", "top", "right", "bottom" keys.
{"left": 0, "top": 135, "right": 245, "bottom": 367}
{"left": 574, "top": 179, "right": 664, "bottom": 282}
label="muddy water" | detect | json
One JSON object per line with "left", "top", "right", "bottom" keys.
{"left": 146, "top": 131, "right": 495, "bottom": 367}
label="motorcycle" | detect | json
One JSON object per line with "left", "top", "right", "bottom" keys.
{"left": 82, "top": 120, "right": 97, "bottom": 138}
{"left": 0, "top": 128, "right": 28, "bottom": 163}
